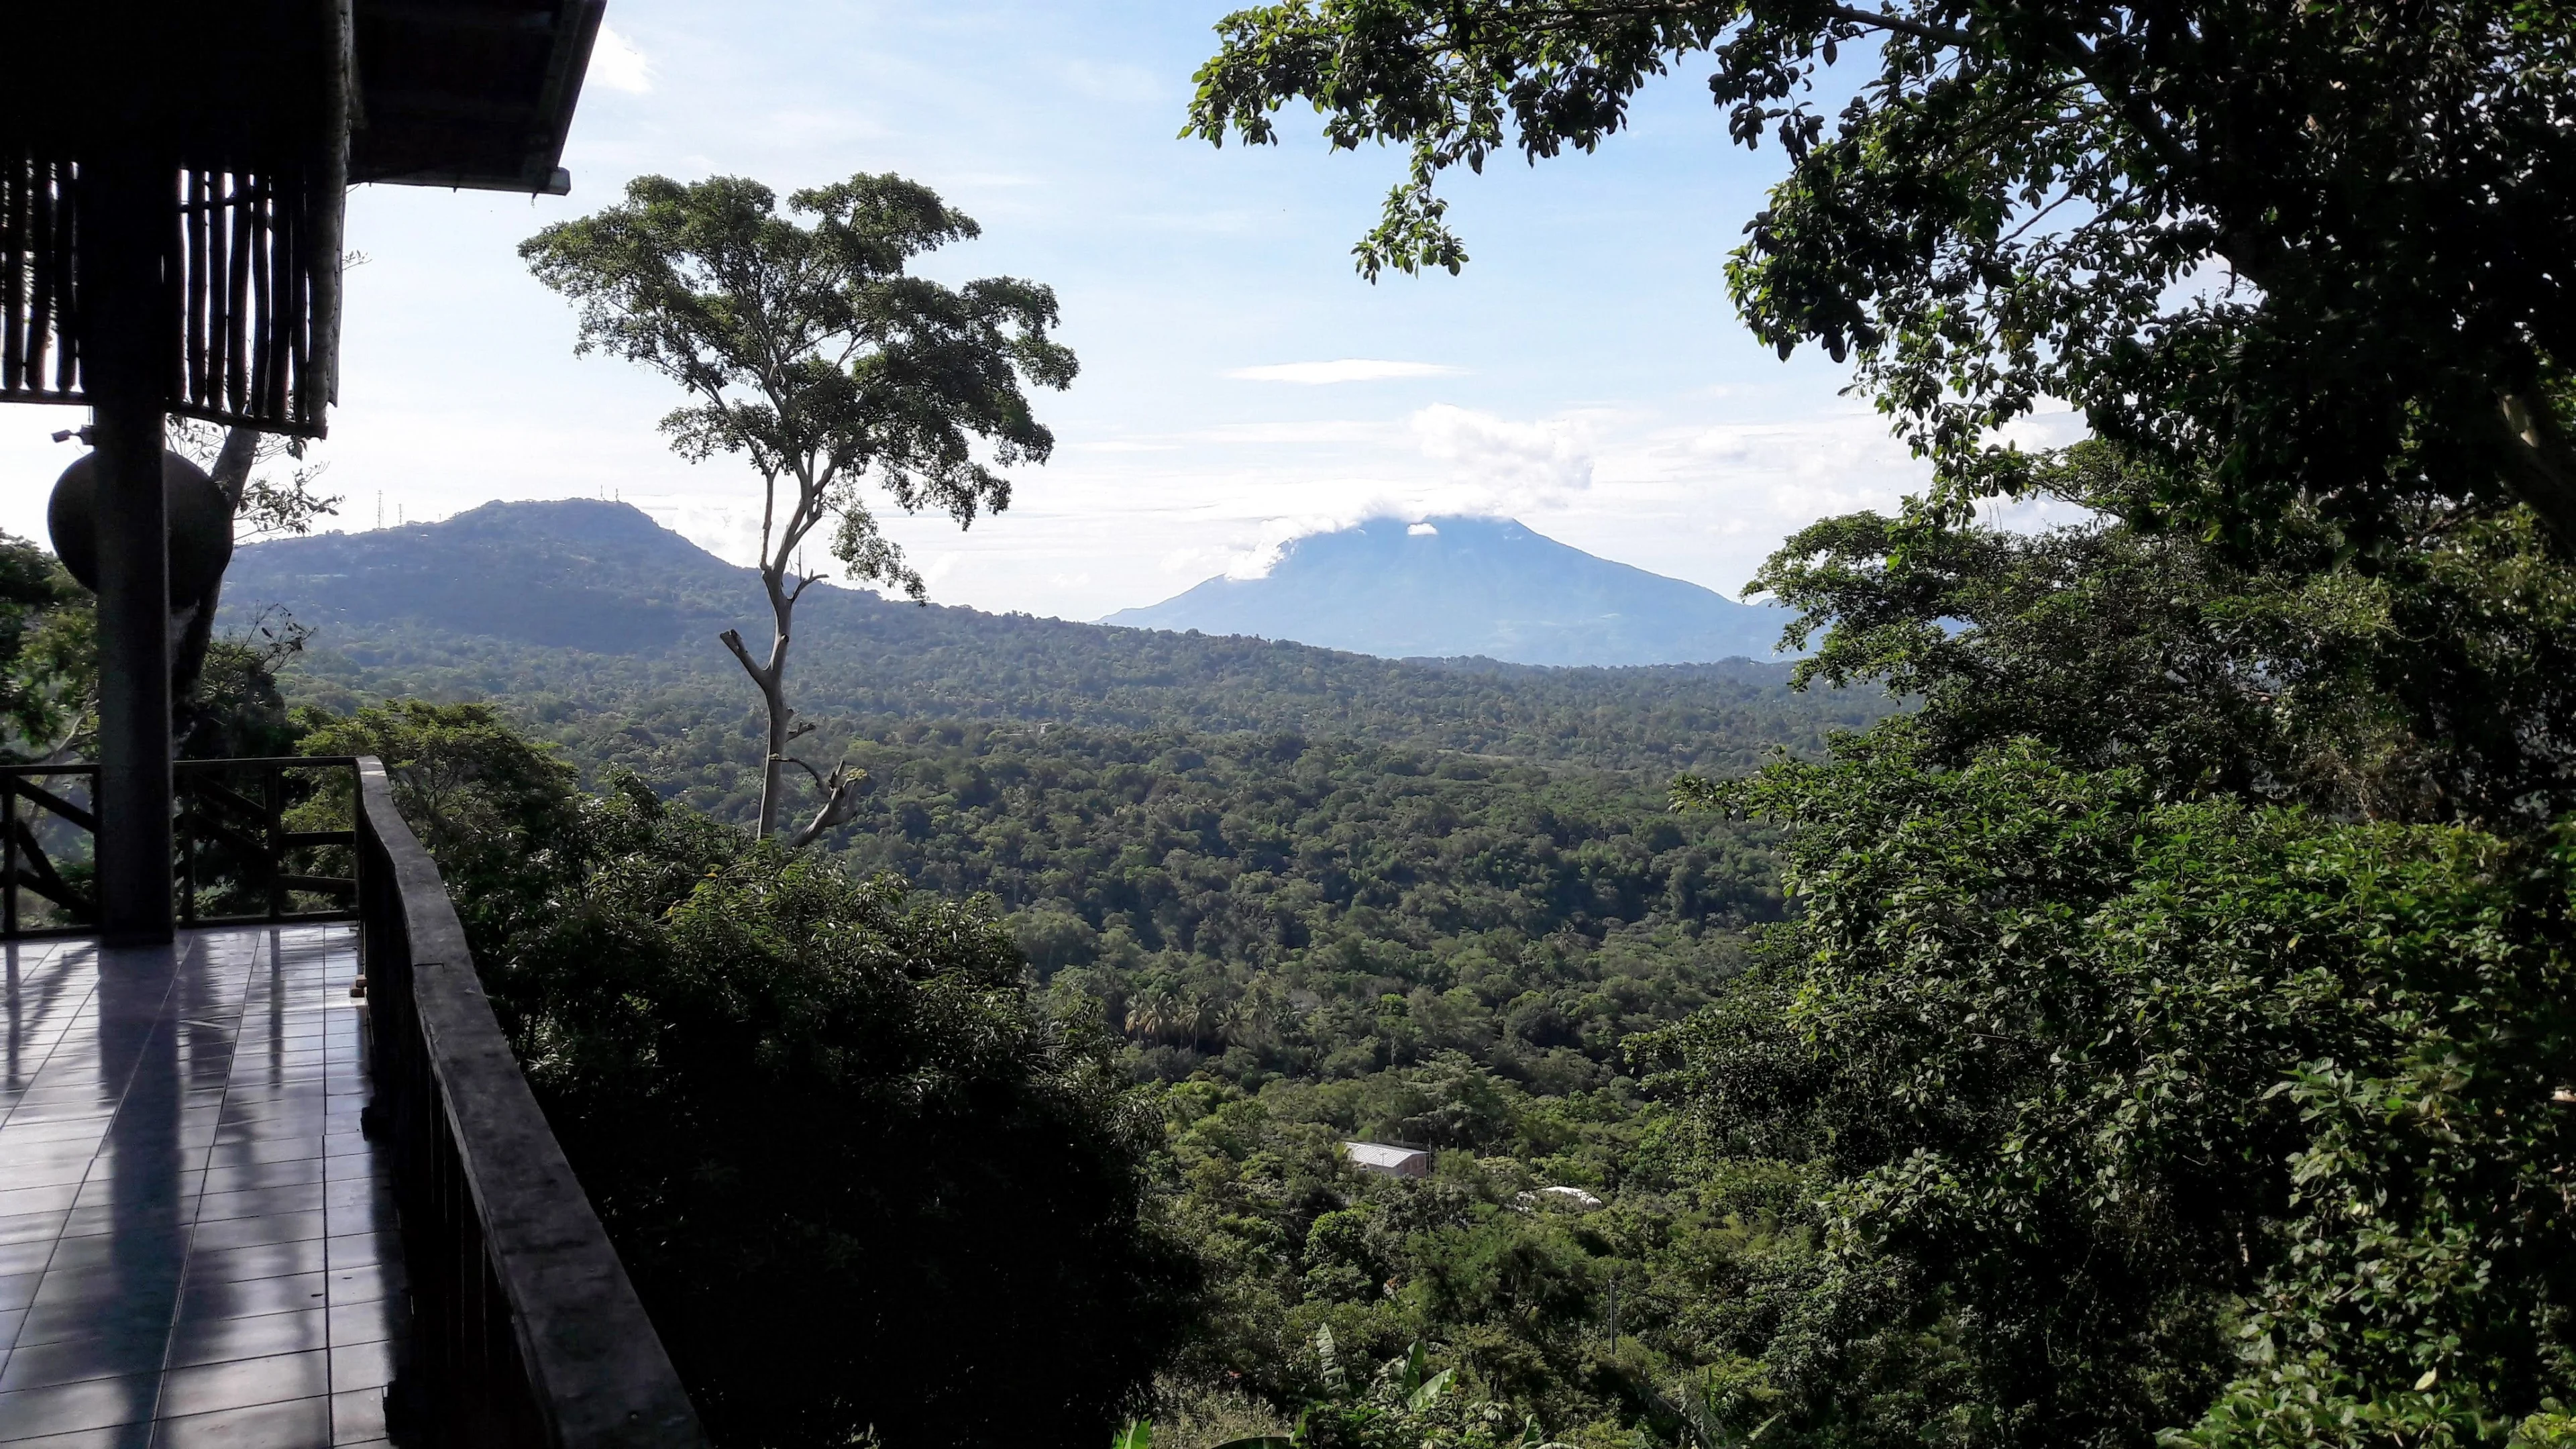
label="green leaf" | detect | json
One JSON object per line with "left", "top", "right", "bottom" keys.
{"left": 1406, "top": 1368, "right": 1455, "bottom": 1415}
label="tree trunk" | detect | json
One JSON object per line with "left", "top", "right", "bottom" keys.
{"left": 172, "top": 426, "right": 262, "bottom": 741}
{"left": 209, "top": 425, "right": 258, "bottom": 511}
{"left": 720, "top": 564, "right": 798, "bottom": 838}
{"left": 757, "top": 661, "right": 788, "bottom": 837}
{"left": 2492, "top": 393, "right": 2576, "bottom": 557}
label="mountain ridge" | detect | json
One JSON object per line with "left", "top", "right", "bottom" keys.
{"left": 214, "top": 499, "right": 1891, "bottom": 783}
{"left": 1104, "top": 515, "right": 1790, "bottom": 666}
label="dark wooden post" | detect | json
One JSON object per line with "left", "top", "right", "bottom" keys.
{"left": 78, "top": 156, "right": 177, "bottom": 946}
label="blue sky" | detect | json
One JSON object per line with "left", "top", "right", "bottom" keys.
{"left": 0, "top": 1, "right": 2076, "bottom": 621}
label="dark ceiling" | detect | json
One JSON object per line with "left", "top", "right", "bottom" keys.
{"left": 350, "top": 0, "right": 605, "bottom": 195}
{"left": 0, "top": 0, "right": 602, "bottom": 195}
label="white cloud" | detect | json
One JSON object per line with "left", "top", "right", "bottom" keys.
{"left": 1186, "top": 419, "right": 1397, "bottom": 446}
{"left": 1407, "top": 404, "right": 1595, "bottom": 513}
{"left": 1224, "top": 359, "right": 1466, "bottom": 385}
{"left": 1121, "top": 407, "right": 1610, "bottom": 595}
{"left": 759, "top": 108, "right": 888, "bottom": 147}
{"left": 1068, "top": 439, "right": 1183, "bottom": 454}
{"left": 1992, "top": 402, "right": 2089, "bottom": 453}
{"left": 588, "top": 23, "right": 655, "bottom": 95}
{"left": 1407, "top": 522, "right": 1438, "bottom": 536}
{"left": 1146, "top": 506, "right": 1381, "bottom": 587}
{"left": 1057, "top": 59, "right": 1169, "bottom": 104}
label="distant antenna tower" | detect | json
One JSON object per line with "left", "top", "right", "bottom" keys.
{"left": 375, "top": 492, "right": 382, "bottom": 529}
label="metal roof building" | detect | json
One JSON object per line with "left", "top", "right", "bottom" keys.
{"left": 1344, "top": 1141, "right": 1434, "bottom": 1179}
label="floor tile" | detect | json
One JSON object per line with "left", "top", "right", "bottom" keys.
{"left": 0, "top": 1219, "right": 65, "bottom": 1252}
{"left": 180, "top": 1240, "right": 325, "bottom": 1288}
{"left": 0, "top": 1419, "right": 153, "bottom": 1448}
{"left": 58, "top": 1205, "right": 178, "bottom": 1245}
{"left": 154, "top": 1350, "right": 328, "bottom": 1419}
{"left": 0, "top": 1165, "right": 90, "bottom": 1195}
{"left": 13, "top": 1295, "right": 172, "bottom": 1350}
{"left": 163, "top": 1310, "right": 326, "bottom": 1373}
{"left": 0, "top": 1374, "right": 156, "bottom": 1439}
{"left": 316, "top": 1155, "right": 376, "bottom": 1186}
{"left": 39, "top": 1220, "right": 186, "bottom": 1268}
{"left": 36, "top": 1238, "right": 167, "bottom": 1279}
{"left": 189, "top": 1187, "right": 323, "bottom": 1228}
{"left": 198, "top": 1140, "right": 321, "bottom": 1171}
{"left": 321, "top": 1342, "right": 392, "bottom": 1398}
{"left": 28, "top": 1263, "right": 182, "bottom": 1312}
{"left": 195, "top": 1163, "right": 321, "bottom": 1198}
{"left": 0, "top": 1140, "right": 104, "bottom": 1175}
{"left": 65, "top": 1187, "right": 204, "bottom": 1228}
{"left": 325, "top": 1389, "right": 384, "bottom": 1444}
{"left": 186, "top": 1215, "right": 323, "bottom": 1255}
{"left": 319, "top": 1263, "right": 396, "bottom": 1307}
{"left": 148, "top": 1395, "right": 331, "bottom": 1448}
{"left": 0, "top": 1190, "right": 76, "bottom": 1224}
{"left": 0, "top": 1332, "right": 168, "bottom": 1393}
{"left": 172, "top": 1272, "right": 327, "bottom": 1326}
{"left": 0, "top": 1121, "right": 109, "bottom": 1148}
{"left": 319, "top": 1303, "right": 399, "bottom": 1350}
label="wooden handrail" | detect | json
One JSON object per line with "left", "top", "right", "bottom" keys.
{"left": 353, "top": 755, "right": 706, "bottom": 1448}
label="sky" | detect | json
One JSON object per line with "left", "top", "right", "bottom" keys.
{"left": 0, "top": 1, "right": 2081, "bottom": 623}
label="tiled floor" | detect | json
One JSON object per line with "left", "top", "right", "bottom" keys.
{"left": 0, "top": 925, "right": 404, "bottom": 1447}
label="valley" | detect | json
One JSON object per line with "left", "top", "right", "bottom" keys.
{"left": 209, "top": 499, "right": 1894, "bottom": 1440}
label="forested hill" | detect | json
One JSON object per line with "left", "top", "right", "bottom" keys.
{"left": 220, "top": 500, "right": 1893, "bottom": 775}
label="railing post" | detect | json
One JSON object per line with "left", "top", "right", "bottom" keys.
{"left": 177, "top": 771, "right": 197, "bottom": 927}
{"left": 343, "top": 760, "right": 362, "bottom": 967}
{"left": 264, "top": 762, "right": 286, "bottom": 922}
{"left": 3, "top": 780, "right": 16, "bottom": 939}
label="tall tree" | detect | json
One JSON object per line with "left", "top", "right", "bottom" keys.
{"left": 521, "top": 174, "right": 1076, "bottom": 841}
{"left": 1185, "top": 0, "right": 2576, "bottom": 557}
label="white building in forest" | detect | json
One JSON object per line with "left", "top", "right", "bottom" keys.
{"left": 1343, "top": 1141, "right": 1431, "bottom": 1178}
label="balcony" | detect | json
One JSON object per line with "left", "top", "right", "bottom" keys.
{"left": 0, "top": 758, "right": 703, "bottom": 1448}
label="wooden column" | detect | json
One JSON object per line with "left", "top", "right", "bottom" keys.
{"left": 78, "top": 156, "right": 176, "bottom": 946}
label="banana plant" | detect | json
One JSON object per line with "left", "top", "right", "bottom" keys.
{"left": 1201, "top": 1331, "right": 1572, "bottom": 1449}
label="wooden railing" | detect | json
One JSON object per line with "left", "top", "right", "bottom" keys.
{"left": 353, "top": 755, "right": 706, "bottom": 1447}
{"left": 178, "top": 755, "right": 361, "bottom": 925}
{"left": 0, "top": 756, "right": 365, "bottom": 935}
{"left": 0, "top": 763, "right": 97, "bottom": 935}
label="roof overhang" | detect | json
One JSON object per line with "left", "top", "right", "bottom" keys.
{"left": 0, "top": 0, "right": 604, "bottom": 434}
{"left": 0, "top": 0, "right": 603, "bottom": 195}
{"left": 349, "top": 0, "right": 606, "bottom": 195}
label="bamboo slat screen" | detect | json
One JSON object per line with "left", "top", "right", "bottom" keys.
{"left": 0, "top": 155, "right": 76, "bottom": 409}
{"left": 2, "top": 152, "right": 335, "bottom": 437}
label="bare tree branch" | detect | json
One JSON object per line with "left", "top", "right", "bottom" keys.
{"left": 783, "top": 759, "right": 869, "bottom": 849}
{"left": 718, "top": 627, "right": 771, "bottom": 684}
{"left": 1823, "top": 5, "right": 1970, "bottom": 47}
